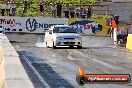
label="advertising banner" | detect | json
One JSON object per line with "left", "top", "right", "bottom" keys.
{"left": 0, "top": 16, "right": 68, "bottom": 33}
{"left": 68, "top": 18, "right": 109, "bottom": 36}
{"left": 69, "top": 19, "right": 103, "bottom": 35}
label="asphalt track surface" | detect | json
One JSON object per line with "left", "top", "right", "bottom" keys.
{"left": 7, "top": 33, "right": 132, "bottom": 88}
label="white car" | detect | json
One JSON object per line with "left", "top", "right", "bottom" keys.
{"left": 45, "top": 25, "right": 82, "bottom": 49}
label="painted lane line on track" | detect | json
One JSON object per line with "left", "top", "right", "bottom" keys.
{"left": 21, "top": 54, "right": 50, "bottom": 88}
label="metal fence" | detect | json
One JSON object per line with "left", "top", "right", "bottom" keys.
{"left": 92, "top": 1, "right": 132, "bottom": 21}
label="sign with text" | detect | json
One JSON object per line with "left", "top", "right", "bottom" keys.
{"left": 0, "top": 16, "right": 68, "bottom": 33}
{"left": 76, "top": 67, "right": 131, "bottom": 85}
{"left": 76, "top": 74, "right": 131, "bottom": 85}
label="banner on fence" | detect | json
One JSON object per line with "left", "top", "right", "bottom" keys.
{"left": 69, "top": 18, "right": 103, "bottom": 35}
{"left": 0, "top": 16, "right": 68, "bottom": 33}
{"left": 68, "top": 18, "right": 109, "bottom": 36}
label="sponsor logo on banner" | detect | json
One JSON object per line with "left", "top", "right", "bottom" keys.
{"left": 26, "top": 18, "right": 37, "bottom": 32}
{"left": 0, "top": 18, "right": 21, "bottom": 28}
{"left": 26, "top": 18, "right": 65, "bottom": 32}
{"left": 69, "top": 20, "right": 102, "bottom": 34}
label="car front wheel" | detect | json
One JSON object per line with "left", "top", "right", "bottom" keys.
{"left": 52, "top": 42, "right": 56, "bottom": 49}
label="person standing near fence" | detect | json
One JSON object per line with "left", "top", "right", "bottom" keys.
{"left": 64, "top": 4, "right": 69, "bottom": 18}
{"left": 80, "top": 7, "right": 83, "bottom": 18}
{"left": 11, "top": 0, "right": 16, "bottom": 16}
{"left": 1, "top": 1, "right": 5, "bottom": 16}
{"left": 107, "top": 13, "right": 114, "bottom": 35}
{"left": 114, "top": 15, "right": 119, "bottom": 27}
{"left": 75, "top": 5, "right": 80, "bottom": 18}
{"left": 69, "top": 5, "right": 75, "bottom": 18}
{"left": 81, "top": 7, "right": 86, "bottom": 19}
{"left": 111, "top": 17, "right": 118, "bottom": 46}
{"left": 6, "top": 1, "right": 10, "bottom": 16}
{"left": 39, "top": 0, "right": 45, "bottom": 17}
{"left": 87, "top": 6, "right": 92, "bottom": 19}
{"left": 57, "top": 1, "right": 62, "bottom": 18}
{"left": 50, "top": 3, "right": 55, "bottom": 18}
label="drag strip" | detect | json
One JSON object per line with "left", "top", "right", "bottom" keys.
{"left": 7, "top": 34, "right": 132, "bottom": 88}
{"left": 18, "top": 51, "right": 74, "bottom": 88}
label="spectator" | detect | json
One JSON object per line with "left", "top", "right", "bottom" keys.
{"left": 75, "top": 5, "right": 80, "bottom": 18}
{"left": 69, "top": 5, "right": 75, "bottom": 18}
{"left": 80, "top": 7, "right": 83, "bottom": 18}
{"left": 6, "top": 1, "right": 10, "bottom": 16}
{"left": 111, "top": 17, "right": 118, "bottom": 45}
{"left": 81, "top": 7, "right": 86, "bottom": 19}
{"left": 107, "top": 13, "right": 114, "bottom": 26}
{"left": 114, "top": 15, "right": 119, "bottom": 26}
{"left": 64, "top": 4, "right": 69, "bottom": 18}
{"left": 107, "top": 18, "right": 113, "bottom": 35}
{"left": 57, "top": 1, "right": 62, "bottom": 18}
{"left": 107, "top": 28, "right": 112, "bottom": 34}
{"left": 117, "top": 29, "right": 123, "bottom": 44}
{"left": 39, "top": 0, "right": 45, "bottom": 17}
{"left": 50, "top": 3, "right": 56, "bottom": 18}
{"left": 11, "top": 0, "right": 16, "bottom": 16}
{"left": 23, "top": 0, "right": 28, "bottom": 16}
{"left": 87, "top": 6, "right": 92, "bottom": 19}
{"left": 1, "top": 1, "right": 5, "bottom": 16}
{"left": 111, "top": 18, "right": 117, "bottom": 30}
{"left": 107, "top": 14, "right": 114, "bottom": 36}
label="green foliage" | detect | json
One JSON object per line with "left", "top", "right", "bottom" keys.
{"left": 0, "top": 0, "right": 107, "bottom": 16}
{"left": 91, "top": 14, "right": 107, "bottom": 19}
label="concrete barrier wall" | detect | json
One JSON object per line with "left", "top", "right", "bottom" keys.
{"left": 0, "top": 34, "right": 34, "bottom": 88}
{"left": 126, "top": 34, "right": 132, "bottom": 50}
{"left": 0, "top": 35, "right": 5, "bottom": 88}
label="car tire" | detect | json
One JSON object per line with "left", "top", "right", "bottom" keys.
{"left": 46, "top": 42, "right": 49, "bottom": 48}
{"left": 77, "top": 46, "right": 82, "bottom": 49}
{"left": 52, "top": 42, "right": 56, "bottom": 49}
